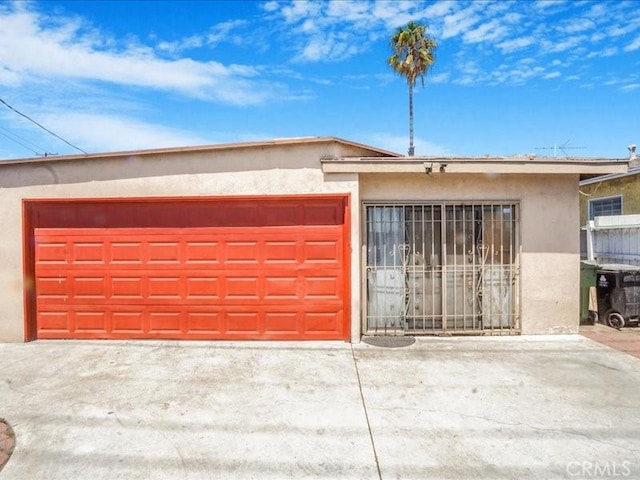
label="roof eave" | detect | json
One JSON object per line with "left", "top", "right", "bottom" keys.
{"left": 322, "top": 157, "right": 628, "bottom": 175}
{"left": 0, "top": 137, "right": 400, "bottom": 166}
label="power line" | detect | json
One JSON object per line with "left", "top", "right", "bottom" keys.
{"left": 0, "top": 98, "right": 87, "bottom": 155}
{"left": 0, "top": 124, "right": 49, "bottom": 156}
{"left": 0, "top": 129, "right": 40, "bottom": 156}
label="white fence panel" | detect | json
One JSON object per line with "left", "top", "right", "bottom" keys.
{"left": 590, "top": 215, "right": 640, "bottom": 266}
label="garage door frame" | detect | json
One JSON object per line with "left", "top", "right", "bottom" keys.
{"left": 23, "top": 194, "right": 350, "bottom": 341}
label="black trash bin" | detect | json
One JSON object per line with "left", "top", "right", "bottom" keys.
{"left": 596, "top": 265, "right": 640, "bottom": 328}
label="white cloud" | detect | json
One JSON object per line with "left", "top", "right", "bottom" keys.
{"left": 586, "top": 47, "right": 618, "bottom": 58}
{"left": 546, "top": 35, "right": 586, "bottom": 53}
{"left": 429, "top": 72, "right": 450, "bottom": 84}
{"left": 298, "top": 32, "right": 359, "bottom": 62}
{"left": 0, "top": 5, "right": 272, "bottom": 106}
{"left": 39, "top": 112, "right": 209, "bottom": 153}
{"left": 620, "top": 83, "right": 640, "bottom": 92}
{"left": 498, "top": 37, "right": 535, "bottom": 53}
{"left": 534, "top": 0, "right": 566, "bottom": 11}
{"left": 441, "top": 6, "right": 481, "bottom": 39}
{"left": 363, "top": 133, "right": 452, "bottom": 156}
{"left": 543, "top": 71, "right": 561, "bottom": 79}
{"left": 280, "top": 1, "right": 322, "bottom": 23}
{"left": 326, "top": 0, "right": 371, "bottom": 22}
{"left": 624, "top": 36, "right": 640, "bottom": 52}
{"left": 420, "top": 0, "right": 456, "bottom": 19}
{"left": 559, "top": 18, "right": 594, "bottom": 34}
{"left": 463, "top": 19, "right": 508, "bottom": 44}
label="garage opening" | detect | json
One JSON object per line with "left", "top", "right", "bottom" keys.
{"left": 364, "top": 202, "right": 520, "bottom": 335}
{"left": 24, "top": 196, "right": 349, "bottom": 341}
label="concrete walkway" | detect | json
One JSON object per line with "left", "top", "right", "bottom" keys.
{"left": 1, "top": 336, "right": 639, "bottom": 479}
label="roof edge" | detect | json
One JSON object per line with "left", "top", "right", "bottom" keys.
{"left": 323, "top": 156, "right": 628, "bottom": 175}
{"left": 0, "top": 136, "right": 400, "bottom": 165}
{"left": 579, "top": 165, "right": 640, "bottom": 186}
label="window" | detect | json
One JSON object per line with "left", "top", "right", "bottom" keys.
{"left": 365, "top": 202, "right": 519, "bottom": 334}
{"left": 588, "top": 195, "right": 622, "bottom": 220}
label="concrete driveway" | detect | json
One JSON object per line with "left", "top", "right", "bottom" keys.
{"left": 1, "top": 336, "right": 639, "bottom": 480}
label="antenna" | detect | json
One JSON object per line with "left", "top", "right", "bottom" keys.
{"left": 535, "top": 140, "right": 586, "bottom": 157}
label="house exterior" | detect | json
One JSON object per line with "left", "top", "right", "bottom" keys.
{"left": 580, "top": 158, "right": 640, "bottom": 265}
{"left": 0, "top": 137, "right": 626, "bottom": 342}
{"left": 580, "top": 163, "right": 640, "bottom": 226}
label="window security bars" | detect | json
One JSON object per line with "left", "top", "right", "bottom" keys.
{"left": 365, "top": 203, "right": 520, "bottom": 335}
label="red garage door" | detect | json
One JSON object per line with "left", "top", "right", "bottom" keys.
{"left": 30, "top": 197, "right": 349, "bottom": 340}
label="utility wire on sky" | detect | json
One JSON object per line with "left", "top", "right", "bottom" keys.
{"left": 0, "top": 98, "right": 87, "bottom": 155}
{"left": 0, "top": 125, "right": 45, "bottom": 156}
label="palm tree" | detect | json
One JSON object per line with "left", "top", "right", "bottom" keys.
{"left": 388, "top": 22, "right": 437, "bottom": 156}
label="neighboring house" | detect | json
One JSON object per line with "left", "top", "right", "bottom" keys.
{"left": 580, "top": 164, "right": 640, "bottom": 226}
{"left": 580, "top": 155, "right": 640, "bottom": 264}
{"left": 0, "top": 137, "right": 626, "bottom": 343}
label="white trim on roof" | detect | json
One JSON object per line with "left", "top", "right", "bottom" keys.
{"left": 322, "top": 156, "right": 628, "bottom": 175}
{"left": 579, "top": 165, "right": 640, "bottom": 186}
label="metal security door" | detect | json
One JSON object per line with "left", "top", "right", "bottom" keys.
{"left": 365, "top": 203, "right": 519, "bottom": 335}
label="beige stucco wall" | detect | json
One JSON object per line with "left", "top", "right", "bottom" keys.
{"left": 579, "top": 172, "right": 640, "bottom": 225}
{"left": 360, "top": 172, "right": 580, "bottom": 334}
{"left": 0, "top": 142, "right": 365, "bottom": 342}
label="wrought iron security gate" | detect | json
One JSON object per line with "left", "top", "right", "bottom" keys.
{"left": 365, "top": 203, "right": 520, "bottom": 335}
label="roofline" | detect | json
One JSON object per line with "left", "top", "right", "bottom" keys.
{"left": 0, "top": 136, "right": 400, "bottom": 165}
{"left": 579, "top": 165, "right": 640, "bottom": 186}
{"left": 322, "top": 156, "right": 628, "bottom": 175}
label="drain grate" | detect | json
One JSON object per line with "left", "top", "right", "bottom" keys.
{"left": 362, "top": 336, "right": 416, "bottom": 348}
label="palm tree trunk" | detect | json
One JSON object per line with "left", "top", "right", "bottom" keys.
{"left": 408, "top": 83, "right": 414, "bottom": 156}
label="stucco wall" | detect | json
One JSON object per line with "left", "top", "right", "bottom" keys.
{"left": 579, "top": 172, "right": 640, "bottom": 225}
{"left": 0, "top": 142, "right": 362, "bottom": 342}
{"left": 360, "top": 173, "right": 580, "bottom": 334}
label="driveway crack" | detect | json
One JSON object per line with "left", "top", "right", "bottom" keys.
{"left": 350, "top": 344, "right": 382, "bottom": 480}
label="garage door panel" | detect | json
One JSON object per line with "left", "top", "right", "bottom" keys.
{"left": 226, "top": 311, "right": 260, "bottom": 333}
{"left": 73, "top": 276, "right": 107, "bottom": 299}
{"left": 34, "top": 197, "right": 348, "bottom": 341}
{"left": 303, "top": 310, "right": 342, "bottom": 334}
{"left": 225, "top": 276, "right": 260, "bottom": 299}
{"left": 264, "top": 241, "right": 297, "bottom": 264}
{"left": 112, "top": 276, "right": 145, "bottom": 299}
{"left": 112, "top": 310, "right": 145, "bottom": 333}
{"left": 38, "top": 310, "right": 71, "bottom": 335}
{"left": 185, "top": 276, "right": 221, "bottom": 300}
{"left": 149, "top": 311, "right": 182, "bottom": 333}
{"left": 302, "top": 240, "right": 342, "bottom": 264}
{"left": 75, "top": 311, "right": 108, "bottom": 333}
{"left": 111, "top": 242, "right": 144, "bottom": 264}
{"left": 185, "top": 241, "right": 220, "bottom": 264}
{"left": 148, "top": 242, "right": 181, "bottom": 264}
{"left": 264, "top": 311, "right": 299, "bottom": 333}
{"left": 225, "top": 241, "right": 259, "bottom": 264}
{"left": 36, "top": 241, "right": 67, "bottom": 264}
{"left": 37, "top": 276, "right": 69, "bottom": 299}
{"left": 72, "top": 242, "right": 106, "bottom": 264}
{"left": 264, "top": 276, "right": 299, "bottom": 299}
{"left": 305, "top": 276, "right": 342, "bottom": 299}
{"left": 186, "top": 310, "right": 222, "bottom": 334}
{"left": 148, "top": 276, "right": 182, "bottom": 299}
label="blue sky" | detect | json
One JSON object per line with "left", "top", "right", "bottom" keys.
{"left": 0, "top": 0, "right": 639, "bottom": 160}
